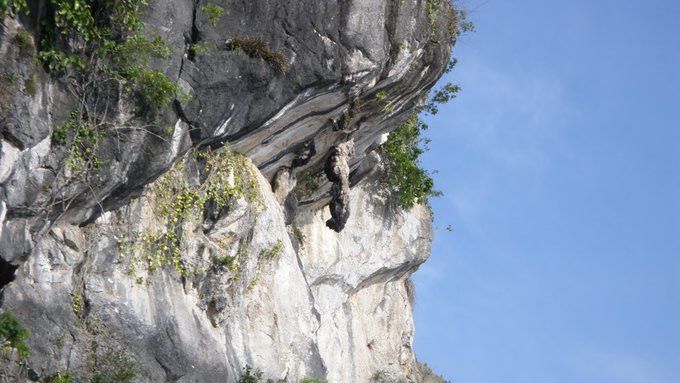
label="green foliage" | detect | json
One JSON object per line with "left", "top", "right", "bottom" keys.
{"left": 2, "top": 71, "right": 22, "bottom": 83}
{"left": 38, "top": 49, "right": 88, "bottom": 73}
{"left": 71, "top": 291, "right": 84, "bottom": 316}
{"left": 379, "top": 9, "right": 468, "bottom": 209}
{"left": 114, "top": 33, "right": 172, "bottom": 67}
{"left": 374, "top": 89, "right": 395, "bottom": 112}
{"left": 32, "top": 0, "right": 179, "bottom": 110}
{"left": 14, "top": 29, "right": 35, "bottom": 57}
{"left": 201, "top": 3, "right": 224, "bottom": 27}
{"left": 426, "top": 0, "right": 442, "bottom": 40}
{"left": 128, "top": 68, "right": 178, "bottom": 109}
{"left": 0, "top": 311, "right": 30, "bottom": 358}
{"left": 293, "top": 170, "right": 324, "bottom": 200}
{"left": 259, "top": 240, "right": 283, "bottom": 259}
{"left": 234, "top": 365, "right": 322, "bottom": 383}
{"left": 112, "top": 0, "right": 147, "bottom": 32}
{"left": 445, "top": 6, "right": 475, "bottom": 45}
{"left": 131, "top": 148, "right": 261, "bottom": 277}
{"left": 211, "top": 254, "right": 236, "bottom": 268}
{"left": 188, "top": 41, "right": 213, "bottom": 59}
{"left": 109, "top": 33, "right": 180, "bottom": 109}
{"left": 226, "top": 36, "right": 287, "bottom": 73}
{"left": 47, "top": 371, "right": 75, "bottom": 383}
{"left": 427, "top": 0, "right": 474, "bottom": 44}
{"left": 52, "top": 109, "right": 108, "bottom": 176}
{"left": 0, "top": 0, "right": 28, "bottom": 16}
{"left": 238, "top": 366, "right": 264, "bottom": 383}
{"left": 51, "top": 0, "right": 98, "bottom": 40}
{"left": 89, "top": 349, "right": 138, "bottom": 383}
{"left": 422, "top": 82, "right": 460, "bottom": 115}
{"left": 382, "top": 114, "right": 437, "bottom": 209}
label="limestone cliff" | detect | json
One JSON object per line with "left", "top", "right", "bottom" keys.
{"left": 0, "top": 0, "right": 458, "bottom": 381}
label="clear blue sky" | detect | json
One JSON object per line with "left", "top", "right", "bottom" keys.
{"left": 413, "top": 1, "right": 680, "bottom": 382}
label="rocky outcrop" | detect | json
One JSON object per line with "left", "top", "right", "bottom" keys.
{"left": 1, "top": 152, "right": 432, "bottom": 382}
{"left": 324, "top": 140, "right": 355, "bottom": 232}
{"left": 1, "top": 0, "right": 457, "bottom": 381}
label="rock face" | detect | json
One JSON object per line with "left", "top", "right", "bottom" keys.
{"left": 0, "top": 0, "right": 455, "bottom": 381}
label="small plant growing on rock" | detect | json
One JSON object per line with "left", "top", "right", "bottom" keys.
{"left": 211, "top": 253, "right": 236, "bottom": 268}
{"left": 201, "top": 3, "right": 224, "bottom": 27}
{"left": 0, "top": 311, "right": 29, "bottom": 358}
{"left": 427, "top": 0, "right": 474, "bottom": 44}
{"left": 293, "top": 170, "right": 324, "bottom": 200}
{"left": 238, "top": 366, "right": 263, "bottom": 383}
{"left": 382, "top": 114, "right": 438, "bottom": 209}
{"left": 2, "top": 71, "right": 22, "bottom": 83}
{"left": 46, "top": 371, "right": 75, "bottom": 383}
{"left": 226, "top": 36, "right": 287, "bottom": 73}
{"left": 71, "top": 291, "right": 84, "bottom": 317}
{"left": 125, "top": 148, "right": 261, "bottom": 279}
{"left": 259, "top": 240, "right": 284, "bottom": 259}
{"left": 90, "top": 349, "right": 138, "bottom": 383}
{"left": 13, "top": 29, "right": 35, "bottom": 57}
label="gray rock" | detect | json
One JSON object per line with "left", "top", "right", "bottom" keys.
{"left": 324, "top": 140, "right": 355, "bottom": 232}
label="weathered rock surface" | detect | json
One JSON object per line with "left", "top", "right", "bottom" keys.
{"left": 1, "top": 0, "right": 456, "bottom": 381}
{"left": 1, "top": 153, "right": 432, "bottom": 382}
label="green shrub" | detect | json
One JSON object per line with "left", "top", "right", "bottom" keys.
{"left": 2, "top": 71, "right": 22, "bottom": 83}
{"left": 445, "top": 6, "right": 475, "bottom": 45}
{"left": 47, "top": 371, "right": 75, "bottom": 383}
{"left": 188, "top": 41, "right": 212, "bottom": 58}
{"left": 38, "top": 49, "right": 88, "bottom": 73}
{"left": 111, "top": 33, "right": 179, "bottom": 110}
{"left": 259, "top": 241, "right": 283, "bottom": 259}
{"left": 114, "top": 34, "right": 172, "bottom": 68}
{"left": 201, "top": 3, "right": 224, "bottom": 27}
{"left": 14, "top": 29, "right": 35, "bottom": 57}
{"left": 133, "top": 148, "right": 261, "bottom": 277}
{"left": 226, "top": 36, "right": 287, "bottom": 73}
{"left": 426, "top": 0, "right": 443, "bottom": 40}
{"left": 211, "top": 254, "right": 236, "bottom": 268}
{"left": 112, "top": 0, "right": 147, "bottom": 32}
{"left": 51, "top": 109, "right": 108, "bottom": 175}
{"left": 427, "top": 0, "right": 474, "bottom": 44}
{"left": 89, "top": 349, "right": 137, "bottom": 383}
{"left": 238, "top": 366, "right": 263, "bottom": 383}
{"left": 51, "top": 0, "right": 99, "bottom": 40}
{"left": 294, "top": 171, "right": 323, "bottom": 200}
{"left": 0, "top": 311, "right": 30, "bottom": 358}
{"left": 422, "top": 82, "right": 460, "bottom": 115}
{"left": 382, "top": 114, "right": 438, "bottom": 209}
{"left": 31, "top": 0, "right": 179, "bottom": 111}
{"left": 128, "top": 68, "right": 178, "bottom": 109}
{"left": 0, "top": 0, "right": 28, "bottom": 17}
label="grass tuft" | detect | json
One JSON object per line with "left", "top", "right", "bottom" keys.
{"left": 226, "top": 36, "right": 287, "bottom": 73}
